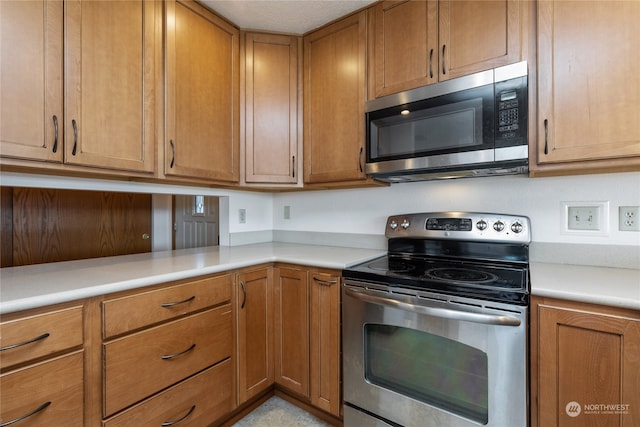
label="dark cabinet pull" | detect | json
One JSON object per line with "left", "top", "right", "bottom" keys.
{"left": 292, "top": 155, "right": 295, "bottom": 178}
{"left": 0, "top": 401, "right": 51, "bottom": 427}
{"left": 543, "top": 119, "right": 549, "bottom": 155}
{"left": 313, "top": 277, "right": 338, "bottom": 286}
{"left": 161, "top": 343, "right": 196, "bottom": 360}
{"left": 160, "top": 295, "right": 195, "bottom": 308}
{"left": 71, "top": 119, "right": 78, "bottom": 155}
{"left": 0, "top": 332, "right": 50, "bottom": 352}
{"left": 429, "top": 48, "right": 434, "bottom": 79}
{"left": 359, "top": 147, "right": 364, "bottom": 173}
{"left": 169, "top": 140, "right": 175, "bottom": 168}
{"left": 52, "top": 115, "right": 58, "bottom": 153}
{"left": 442, "top": 44, "right": 446, "bottom": 75}
{"left": 161, "top": 405, "right": 196, "bottom": 426}
{"left": 240, "top": 280, "right": 247, "bottom": 309}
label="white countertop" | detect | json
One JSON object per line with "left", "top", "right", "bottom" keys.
{"left": 1, "top": 243, "right": 638, "bottom": 314}
{"left": 0, "top": 243, "right": 385, "bottom": 314}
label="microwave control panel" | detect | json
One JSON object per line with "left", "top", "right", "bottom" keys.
{"left": 495, "top": 76, "right": 527, "bottom": 144}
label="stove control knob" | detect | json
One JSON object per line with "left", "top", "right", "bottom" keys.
{"left": 401, "top": 219, "right": 410, "bottom": 229}
{"left": 493, "top": 220, "right": 505, "bottom": 232}
{"left": 389, "top": 220, "right": 398, "bottom": 230}
{"left": 511, "top": 221, "right": 524, "bottom": 233}
{"left": 476, "top": 220, "right": 488, "bottom": 231}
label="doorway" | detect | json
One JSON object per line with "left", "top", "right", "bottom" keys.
{"left": 173, "top": 195, "right": 219, "bottom": 249}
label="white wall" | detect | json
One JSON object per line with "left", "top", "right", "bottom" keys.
{"left": 273, "top": 172, "right": 640, "bottom": 246}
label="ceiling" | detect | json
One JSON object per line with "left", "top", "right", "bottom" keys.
{"left": 200, "top": 0, "right": 377, "bottom": 34}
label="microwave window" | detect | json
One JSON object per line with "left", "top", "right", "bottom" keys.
{"left": 372, "top": 98, "right": 484, "bottom": 158}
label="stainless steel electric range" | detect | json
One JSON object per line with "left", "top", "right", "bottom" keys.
{"left": 342, "top": 212, "right": 531, "bottom": 427}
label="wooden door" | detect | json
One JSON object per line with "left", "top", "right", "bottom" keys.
{"left": 439, "top": 0, "right": 521, "bottom": 80}
{"left": 533, "top": 298, "right": 640, "bottom": 427}
{"left": 244, "top": 33, "right": 299, "bottom": 185}
{"left": 372, "top": 0, "right": 438, "bottom": 97}
{"left": 536, "top": 1, "right": 640, "bottom": 168}
{"left": 0, "top": 0, "right": 63, "bottom": 163}
{"left": 273, "top": 267, "right": 309, "bottom": 397}
{"left": 166, "top": 0, "right": 239, "bottom": 183}
{"left": 236, "top": 268, "right": 274, "bottom": 404}
{"left": 64, "top": 0, "right": 157, "bottom": 172}
{"left": 303, "top": 12, "right": 367, "bottom": 184}
{"left": 309, "top": 271, "right": 341, "bottom": 417}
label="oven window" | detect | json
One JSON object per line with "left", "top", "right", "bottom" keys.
{"left": 364, "top": 324, "right": 488, "bottom": 424}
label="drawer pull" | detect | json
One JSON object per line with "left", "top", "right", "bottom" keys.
{"left": 313, "top": 277, "right": 338, "bottom": 286}
{"left": 0, "top": 332, "right": 50, "bottom": 352}
{"left": 161, "top": 405, "right": 196, "bottom": 426}
{"left": 161, "top": 343, "right": 196, "bottom": 360}
{"left": 160, "top": 295, "right": 196, "bottom": 308}
{"left": 0, "top": 401, "right": 51, "bottom": 427}
{"left": 240, "top": 281, "right": 247, "bottom": 309}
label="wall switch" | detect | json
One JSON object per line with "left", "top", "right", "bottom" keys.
{"left": 284, "top": 205, "right": 291, "bottom": 220}
{"left": 561, "top": 201, "right": 609, "bottom": 235}
{"left": 619, "top": 206, "right": 640, "bottom": 231}
{"left": 239, "top": 208, "right": 246, "bottom": 224}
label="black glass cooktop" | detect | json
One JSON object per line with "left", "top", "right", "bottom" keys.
{"left": 343, "top": 254, "right": 529, "bottom": 305}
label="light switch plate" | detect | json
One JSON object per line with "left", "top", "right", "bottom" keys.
{"left": 561, "top": 201, "right": 609, "bottom": 236}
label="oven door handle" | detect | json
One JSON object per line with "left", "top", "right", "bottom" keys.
{"left": 344, "top": 288, "right": 521, "bottom": 327}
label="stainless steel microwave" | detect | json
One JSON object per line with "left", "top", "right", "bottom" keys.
{"left": 365, "top": 61, "right": 528, "bottom": 182}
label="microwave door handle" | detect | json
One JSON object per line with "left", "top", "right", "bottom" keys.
{"left": 344, "top": 288, "right": 521, "bottom": 327}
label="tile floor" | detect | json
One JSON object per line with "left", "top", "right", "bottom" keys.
{"left": 231, "top": 396, "right": 332, "bottom": 427}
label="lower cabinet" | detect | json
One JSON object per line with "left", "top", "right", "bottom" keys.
{"left": 274, "top": 265, "right": 342, "bottom": 417}
{"left": 531, "top": 296, "right": 640, "bottom": 427}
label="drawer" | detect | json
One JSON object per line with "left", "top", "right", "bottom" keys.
{"left": 103, "top": 359, "right": 233, "bottom": 427}
{"left": 103, "top": 273, "right": 232, "bottom": 338}
{"left": 0, "top": 351, "right": 84, "bottom": 427}
{"left": 0, "top": 305, "right": 83, "bottom": 370}
{"left": 104, "top": 304, "right": 232, "bottom": 416}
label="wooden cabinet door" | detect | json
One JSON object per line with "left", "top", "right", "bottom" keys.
{"left": 536, "top": 0, "right": 640, "bottom": 170}
{"left": 439, "top": 0, "right": 521, "bottom": 80}
{"left": 309, "top": 271, "right": 341, "bottom": 417}
{"left": 244, "top": 33, "right": 300, "bottom": 185}
{"left": 274, "top": 267, "right": 309, "bottom": 397}
{"left": 237, "top": 267, "right": 274, "bottom": 404}
{"left": 166, "top": 0, "right": 240, "bottom": 183}
{"left": 372, "top": 0, "right": 438, "bottom": 97}
{"left": 64, "top": 0, "right": 157, "bottom": 173}
{"left": 533, "top": 298, "right": 640, "bottom": 427}
{"left": 0, "top": 0, "right": 63, "bottom": 163}
{"left": 304, "top": 12, "right": 367, "bottom": 184}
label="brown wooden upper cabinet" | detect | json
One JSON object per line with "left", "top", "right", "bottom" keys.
{"left": 242, "top": 33, "right": 301, "bottom": 186}
{"left": 0, "top": 0, "right": 158, "bottom": 173}
{"left": 370, "top": 0, "right": 523, "bottom": 98}
{"left": 534, "top": 0, "right": 640, "bottom": 175}
{"left": 165, "top": 0, "right": 240, "bottom": 183}
{"left": 303, "top": 12, "right": 368, "bottom": 185}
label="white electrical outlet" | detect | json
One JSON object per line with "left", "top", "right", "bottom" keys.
{"left": 284, "top": 205, "right": 291, "bottom": 220}
{"left": 619, "top": 206, "right": 640, "bottom": 231}
{"left": 239, "top": 208, "right": 246, "bottom": 224}
{"left": 561, "top": 201, "right": 609, "bottom": 236}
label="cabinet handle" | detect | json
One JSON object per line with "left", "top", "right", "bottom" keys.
{"left": 442, "top": 44, "right": 446, "bottom": 75}
{"left": 160, "top": 295, "right": 195, "bottom": 308}
{"left": 169, "top": 140, "right": 175, "bottom": 168}
{"left": 429, "top": 48, "right": 434, "bottom": 79}
{"left": 240, "top": 280, "right": 247, "bottom": 309}
{"left": 359, "top": 147, "right": 364, "bottom": 173}
{"left": 52, "top": 115, "right": 59, "bottom": 153}
{"left": 71, "top": 119, "right": 78, "bottom": 155}
{"left": 0, "top": 401, "right": 51, "bottom": 427}
{"left": 543, "top": 119, "right": 549, "bottom": 155}
{"left": 313, "top": 277, "right": 338, "bottom": 286}
{"left": 292, "top": 155, "right": 295, "bottom": 178}
{"left": 161, "top": 343, "right": 196, "bottom": 360}
{"left": 0, "top": 332, "right": 50, "bottom": 352}
{"left": 161, "top": 405, "right": 196, "bottom": 426}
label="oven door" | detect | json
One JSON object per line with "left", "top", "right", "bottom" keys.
{"left": 342, "top": 281, "right": 528, "bottom": 427}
